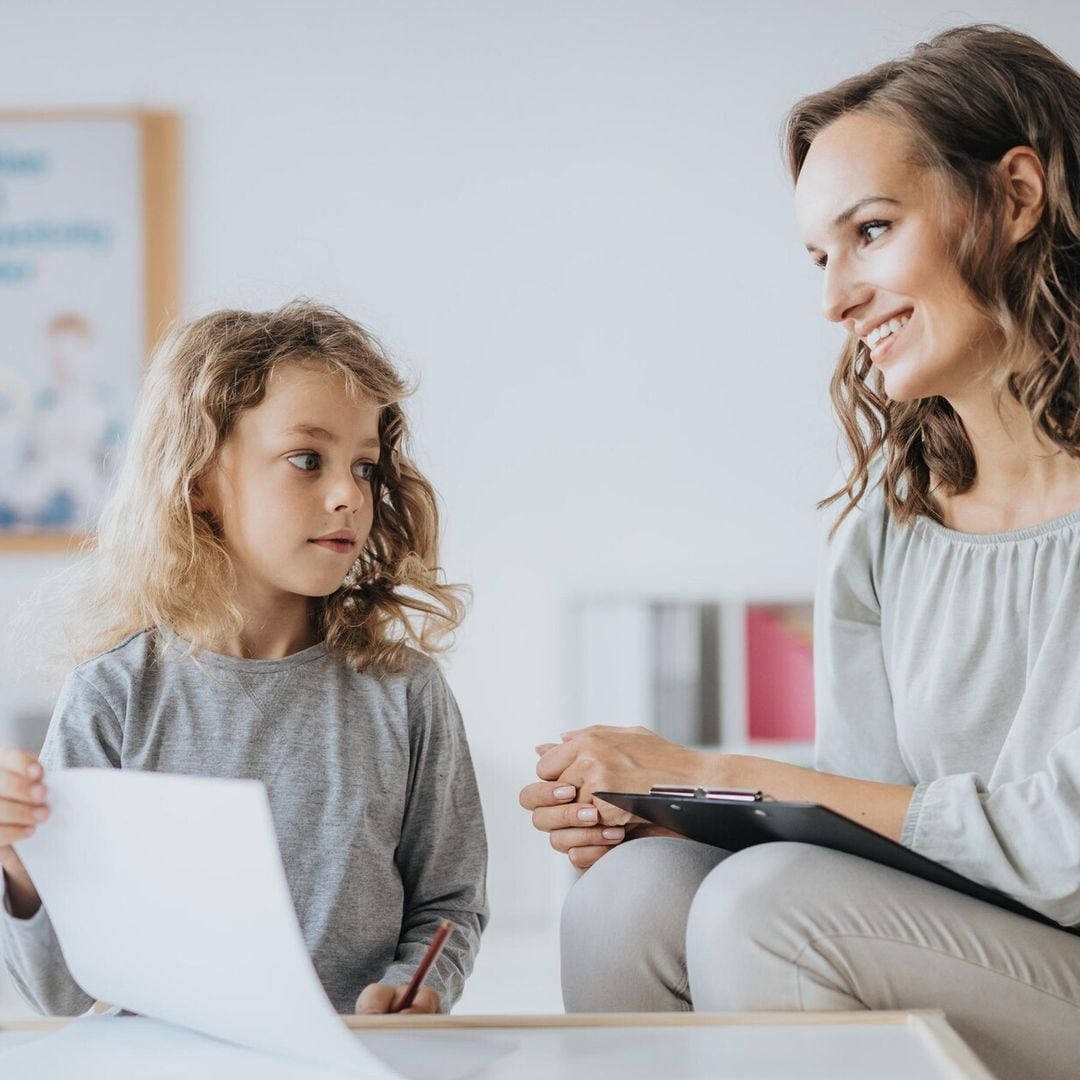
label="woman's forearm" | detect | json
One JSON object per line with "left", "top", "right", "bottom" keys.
{"left": 701, "top": 753, "right": 914, "bottom": 843}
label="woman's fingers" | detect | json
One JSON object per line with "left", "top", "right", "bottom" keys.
{"left": 531, "top": 801, "right": 633, "bottom": 832}
{"left": 535, "top": 740, "right": 579, "bottom": 781}
{"left": 532, "top": 803, "right": 598, "bottom": 831}
{"left": 519, "top": 780, "right": 577, "bottom": 812}
{"left": 547, "top": 825, "right": 625, "bottom": 854}
{"left": 567, "top": 845, "right": 612, "bottom": 870}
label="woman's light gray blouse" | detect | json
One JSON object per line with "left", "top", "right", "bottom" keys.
{"left": 813, "top": 479, "right": 1080, "bottom": 927}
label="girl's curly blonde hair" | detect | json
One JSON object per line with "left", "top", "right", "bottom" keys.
{"left": 784, "top": 25, "right": 1080, "bottom": 531}
{"left": 62, "top": 300, "right": 466, "bottom": 672}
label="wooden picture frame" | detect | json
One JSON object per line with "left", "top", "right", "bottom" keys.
{"left": 0, "top": 109, "right": 180, "bottom": 553}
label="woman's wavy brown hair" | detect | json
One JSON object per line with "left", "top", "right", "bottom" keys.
{"left": 784, "top": 24, "right": 1080, "bottom": 529}
{"left": 63, "top": 300, "right": 466, "bottom": 672}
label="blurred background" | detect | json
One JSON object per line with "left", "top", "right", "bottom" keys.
{"left": 0, "top": 0, "right": 1071, "bottom": 1017}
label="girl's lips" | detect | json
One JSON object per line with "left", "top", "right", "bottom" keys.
{"left": 309, "top": 538, "right": 355, "bottom": 554}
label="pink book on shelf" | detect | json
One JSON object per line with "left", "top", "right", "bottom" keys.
{"left": 746, "top": 604, "right": 815, "bottom": 741}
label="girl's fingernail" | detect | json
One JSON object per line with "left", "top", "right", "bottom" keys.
{"left": 30, "top": 785, "right": 45, "bottom": 801}
{"left": 602, "top": 828, "right": 624, "bottom": 841}
{"left": 577, "top": 807, "right": 598, "bottom": 823}
{"left": 26, "top": 764, "right": 41, "bottom": 779}
{"left": 553, "top": 786, "right": 575, "bottom": 800}
{"left": 33, "top": 808, "right": 48, "bottom": 822}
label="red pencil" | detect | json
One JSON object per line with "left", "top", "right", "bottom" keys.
{"left": 396, "top": 919, "right": 455, "bottom": 1012}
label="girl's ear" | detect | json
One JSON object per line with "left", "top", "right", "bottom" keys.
{"left": 189, "top": 472, "right": 220, "bottom": 523}
{"left": 998, "top": 146, "right": 1046, "bottom": 245}
{"left": 190, "top": 478, "right": 209, "bottom": 515}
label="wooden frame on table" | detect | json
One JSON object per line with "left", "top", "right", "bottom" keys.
{"left": 0, "top": 1011, "right": 995, "bottom": 1079}
{"left": 0, "top": 109, "right": 180, "bottom": 553}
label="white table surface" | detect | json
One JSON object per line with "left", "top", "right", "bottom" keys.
{"left": 0, "top": 1011, "right": 995, "bottom": 1080}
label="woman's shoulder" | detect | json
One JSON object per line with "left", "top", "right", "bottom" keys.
{"left": 818, "top": 460, "right": 892, "bottom": 549}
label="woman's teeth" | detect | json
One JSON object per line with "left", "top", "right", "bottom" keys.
{"left": 867, "top": 314, "right": 910, "bottom": 348}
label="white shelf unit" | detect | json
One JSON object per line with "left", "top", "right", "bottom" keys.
{"left": 572, "top": 594, "right": 814, "bottom": 761}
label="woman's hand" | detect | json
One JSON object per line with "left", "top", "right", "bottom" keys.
{"left": 354, "top": 983, "right": 441, "bottom": 1015}
{"left": 537, "top": 725, "right": 714, "bottom": 806}
{"left": 518, "top": 779, "right": 632, "bottom": 869}
{"left": 519, "top": 779, "right": 682, "bottom": 869}
{"left": 0, "top": 747, "right": 47, "bottom": 918}
{"left": 520, "top": 726, "right": 713, "bottom": 870}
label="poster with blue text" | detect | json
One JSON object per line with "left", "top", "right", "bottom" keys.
{"left": 0, "top": 116, "right": 146, "bottom": 543}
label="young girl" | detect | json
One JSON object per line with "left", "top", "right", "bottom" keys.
{"left": 522, "top": 25, "right": 1080, "bottom": 1080}
{"left": 0, "top": 301, "right": 487, "bottom": 1016}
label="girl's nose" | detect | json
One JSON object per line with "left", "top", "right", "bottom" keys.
{"left": 328, "top": 472, "right": 365, "bottom": 515}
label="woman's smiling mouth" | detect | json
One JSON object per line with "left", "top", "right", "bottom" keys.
{"left": 865, "top": 309, "right": 914, "bottom": 362}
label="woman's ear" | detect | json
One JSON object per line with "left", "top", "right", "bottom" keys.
{"left": 998, "top": 146, "right": 1046, "bottom": 245}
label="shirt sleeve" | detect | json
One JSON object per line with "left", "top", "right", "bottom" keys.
{"left": 379, "top": 664, "right": 488, "bottom": 1011}
{"left": 813, "top": 480, "right": 913, "bottom": 785}
{"left": 1, "top": 669, "right": 123, "bottom": 1015}
{"left": 901, "top": 744, "right": 1080, "bottom": 926}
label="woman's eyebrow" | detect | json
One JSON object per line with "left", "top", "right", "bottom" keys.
{"left": 804, "top": 195, "right": 901, "bottom": 253}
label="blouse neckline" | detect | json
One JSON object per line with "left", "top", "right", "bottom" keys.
{"left": 912, "top": 504, "right": 1080, "bottom": 545}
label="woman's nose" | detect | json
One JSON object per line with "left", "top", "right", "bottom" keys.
{"left": 821, "top": 259, "right": 870, "bottom": 325}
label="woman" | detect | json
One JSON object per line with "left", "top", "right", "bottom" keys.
{"left": 520, "top": 25, "right": 1080, "bottom": 1080}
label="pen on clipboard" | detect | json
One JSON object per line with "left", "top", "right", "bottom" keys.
{"left": 395, "top": 918, "right": 455, "bottom": 1012}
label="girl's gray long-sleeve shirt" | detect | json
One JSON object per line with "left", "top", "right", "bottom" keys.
{"left": 0, "top": 632, "right": 488, "bottom": 1015}
{"left": 814, "top": 476, "right": 1080, "bottom": 927}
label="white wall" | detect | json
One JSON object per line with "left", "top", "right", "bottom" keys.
{"left": 1, "top": 0, "right": 1077, "bottom": 945}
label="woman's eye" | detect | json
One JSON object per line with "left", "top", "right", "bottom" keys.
{"left": 859, "top": 220, "right": 889, "bottom": 243}
{"left": 352, "top": 461, "right": 376, "bottom": 481}
{"left": 287, "top": 452, "right": 321, "bottom": 472}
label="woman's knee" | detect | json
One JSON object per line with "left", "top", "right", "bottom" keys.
{"left": 685, "top": 842, "right": 860, "bottom": 1012}
{"left": 561, "top": 836, "right": 724, "bottom": 1012}
{"left": 563, "top": 836, "right": 724, "bottom": 940}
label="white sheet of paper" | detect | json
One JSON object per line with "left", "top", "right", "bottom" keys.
{"left": 13, "top": 768, "right": 496, "bottom": 1077}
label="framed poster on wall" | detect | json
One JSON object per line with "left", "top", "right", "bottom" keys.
{"left": 0, "top": 110, "right": 179, "bottom": 551}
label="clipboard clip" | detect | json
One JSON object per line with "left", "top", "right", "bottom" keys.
{"left": 649, "top": 785, "right": 766, "bottom": 802}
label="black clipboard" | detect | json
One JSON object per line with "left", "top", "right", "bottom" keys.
{"left": 594, "top": 788, "right": 1080, "bottom": 936}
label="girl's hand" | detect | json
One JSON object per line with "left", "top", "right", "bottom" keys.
{"left": 355, "top": 983, "right": 442, "bottom": 1015}
{"left": 0, "top": 747, "right": 47, "bottom": 918}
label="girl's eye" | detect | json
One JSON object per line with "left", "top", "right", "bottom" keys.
{"left": 287, "top": 452, "right": 321, "bottom": 472}
{"left": 859, "top": 220, "right": 889, "bottom": 243}
{"left": 352, "top": 461, "right": 376, "bottom": 482}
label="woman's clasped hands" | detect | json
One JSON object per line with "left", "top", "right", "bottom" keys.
{"left": 519, "top": 725, "right": 712, "bottom": 870}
